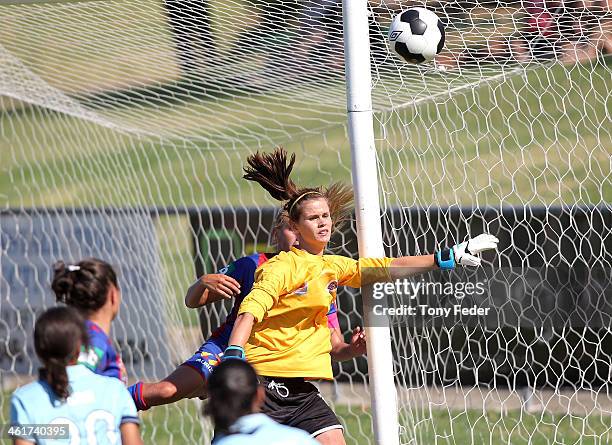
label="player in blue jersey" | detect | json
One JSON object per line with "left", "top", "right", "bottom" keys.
{"left": 129, "top": 210, "right": 366, "bottom": 411}
{"left": 10, "top": 306, "right": 142, "bottom": 445}
{"left": 51, "top": 258, "right": 127, "bottom": 384}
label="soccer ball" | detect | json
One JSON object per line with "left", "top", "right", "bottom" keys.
{"left": 388, "top": 8, "right": 446, "bottom": 64}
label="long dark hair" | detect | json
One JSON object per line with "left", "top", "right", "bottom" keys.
{"left": 51, "top": 258, "right": 118, "bottom": 314}
{"left": 243, "top": 147, "right": 353, "bottom": 229}
{"left": 35, "top": 306, "right": 89, "bottom": 399}
{"left": 204, "top": 360, "right": 260, "bottom": 433}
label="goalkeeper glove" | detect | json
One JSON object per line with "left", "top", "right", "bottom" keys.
{"left": 222, "top": 345, "right": 246, "bottom": 361}
{"left": 436, "top": 234, "right": 499, "bottom": 270}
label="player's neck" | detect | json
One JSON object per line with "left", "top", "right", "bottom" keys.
{"left": 296, "top": 239, "right": 326, "bottom": 256}
{"left": 88, "top": 312, "right": 113, "bottom": 336}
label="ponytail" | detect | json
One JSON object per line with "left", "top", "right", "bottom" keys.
{"left": 243, "top": 147, "right": 327, "bottom": 221}
{"left": 243, "top": 147, "right": 300, "bottom": 201}
{"left": 325, "top": 182, "right": 354, "bottom": 232}
{"left": 34, "top": 307, "right": 88, "bottom": 400}
{"left": 244, "top": 147, "right": 354, "bottom": 227}
{"left": 39, "top": 358, "right": 70, "bottom": 399}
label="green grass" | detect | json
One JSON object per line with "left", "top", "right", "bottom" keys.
{"left": 0, "top": 0, "right": 180, "bottom": 96}
{"left": 3, "top": 60, "right": 610, "bottom": 209}
{"left": 140, "top": 404, "right": 612, "bottom": 445}
{"left": 2, "top": 51, "right": 609, "bottom": 332}
{"left": 3, "top": 390, "right": 610, "bottom": 444}
{"left": 139, "top": 400, "right": 209, "bottom": 444}
{"left": 2, "top": 0, "right": 609, "bottom": 209}
{"left": 375, "top": 59, "right": 612, "bottom": 206}
{"left": 337, "top": 405, "right": 612, "bottom": 445}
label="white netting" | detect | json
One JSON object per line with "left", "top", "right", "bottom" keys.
{"left": 1, "top": 0, "right": 611, "bottom": 444}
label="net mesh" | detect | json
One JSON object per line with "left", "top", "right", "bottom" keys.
{"left": 1, "top": 0, "right": 611, "bottom": 443}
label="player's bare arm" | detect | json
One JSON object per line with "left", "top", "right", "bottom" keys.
{"left": 226, "top": 312, "right": 256, "bottom": 352}
{"left": 184, "top": 273, "right": 241, "bottom": 308}
{"left": 330, "top": 326, "right": 366, "bottom": 362}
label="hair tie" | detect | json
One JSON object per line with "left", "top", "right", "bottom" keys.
{"left": 288, "top": 191, "right": 321, "bottom": 215}
{"left": 67, "top": 265, "right": 80, "bottom": 272}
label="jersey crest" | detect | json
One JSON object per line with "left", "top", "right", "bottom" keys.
{"left": 327, "top": 280, "right": 338, "bottom": 292}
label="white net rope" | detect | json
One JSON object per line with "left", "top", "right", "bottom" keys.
{"left": 1, "top": 0, "right": 611, "bottom": 444}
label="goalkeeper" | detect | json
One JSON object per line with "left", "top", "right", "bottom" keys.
{"left": 223, "top": 147, "right": 499, "bottom": 445}
{"left": 128, "top": 209, "right": 365, "bottom": 411}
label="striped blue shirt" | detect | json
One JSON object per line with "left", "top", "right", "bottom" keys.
{"left": 214, "top": 413, "right": 319, "bottom": 445}
{"left": 10, "top": 364, "right": 138, "bottom": 444}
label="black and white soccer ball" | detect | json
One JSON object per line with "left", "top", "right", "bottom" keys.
{"left": 388, "top": 8, "right": 446, "bottom": 64}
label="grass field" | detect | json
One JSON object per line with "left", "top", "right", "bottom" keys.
{"left": 2, "top": 0, "right": 610, "bottom": 209}
{"left": 4, "top": 42, "right": 608, "bottom": 334}
{"left": 142, "top": 404, "right": 612, "bottom": 445}
{"left": 3, "top": 58, "right": 610, "bottom": 210}
{"left": 2, "top": 391, "right": 610, "bottom": 444}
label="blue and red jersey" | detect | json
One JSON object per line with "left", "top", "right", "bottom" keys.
{"left": 208, "top": 252, "right": 271, "bottom": 347}
{"left": 78, "top": 320, "right": 127, "bottom": 384}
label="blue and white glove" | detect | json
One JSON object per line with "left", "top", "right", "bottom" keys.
{"left": 222, "top": 345, "right": 246, "bottom": 361}
{"left": 436, "top": 234, "right": 499, "bottom": 270}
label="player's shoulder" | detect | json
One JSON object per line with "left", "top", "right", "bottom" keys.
{"left": 220, "top": 254, "right": 262, "bottom": 275}
{"left": 220, "top": 428, "right": 314, "bottom": 445}
{"left": 217, "top": 414, "right": 316, "bottom": 444}
{"left": 323, "top": 253, "right": 356, "bottom": 267}
{"left": 262, "top": 423, "right": 318, "bottom": 445}
{"left": 83, "top": 369, "right": 128, "bottom": 396}
{"left": 266, "top": 249, "right": 289, "bottom": 262}
{"left": 86, "top": 320, "right": 110, "bottom": 344}
{"left": 258, "top": 250, "right": 295, "bottom": 272}
{"left": 11, "top": 379, "right": 47, "bottom": 401}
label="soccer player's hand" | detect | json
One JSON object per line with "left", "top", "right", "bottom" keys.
{"left": 349, "top": 327, "right": 367, "bottom": 357}
{"left": 201, "top": 273, "right": 241, "bottom": 299}
{"left": 436, "top": 234, "right": 499, "bottom": 269}
{"left": 453, "top": 234, "right": 499, "bottom": 267}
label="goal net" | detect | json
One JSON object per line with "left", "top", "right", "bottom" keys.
{"left": 1, "top": 0, "right": 610, "bottom": 443}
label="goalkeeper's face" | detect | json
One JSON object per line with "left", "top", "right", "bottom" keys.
{"left": 293, "top": 198, "right": 332, "bottom": 249}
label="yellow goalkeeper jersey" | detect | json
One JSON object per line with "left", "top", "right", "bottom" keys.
{"left": 238, "top": 246, "right": 393, "bottom": 379}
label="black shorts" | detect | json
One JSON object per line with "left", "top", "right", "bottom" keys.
{"left": 259, "top": 375, "right": 343, "bottom": 437}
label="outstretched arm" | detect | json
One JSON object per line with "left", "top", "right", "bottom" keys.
{"left": 343, "top": 234, "right": 499, "bottom": 288}
{"left": 389, "top": 255, "right": 437, "bottom": 279}
{"left": 389, "top": 234, "right": 499, "bottom": 280}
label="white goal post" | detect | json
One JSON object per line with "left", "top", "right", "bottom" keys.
{"left": 343, "top": 1, "right": 400, "bottom": 443}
